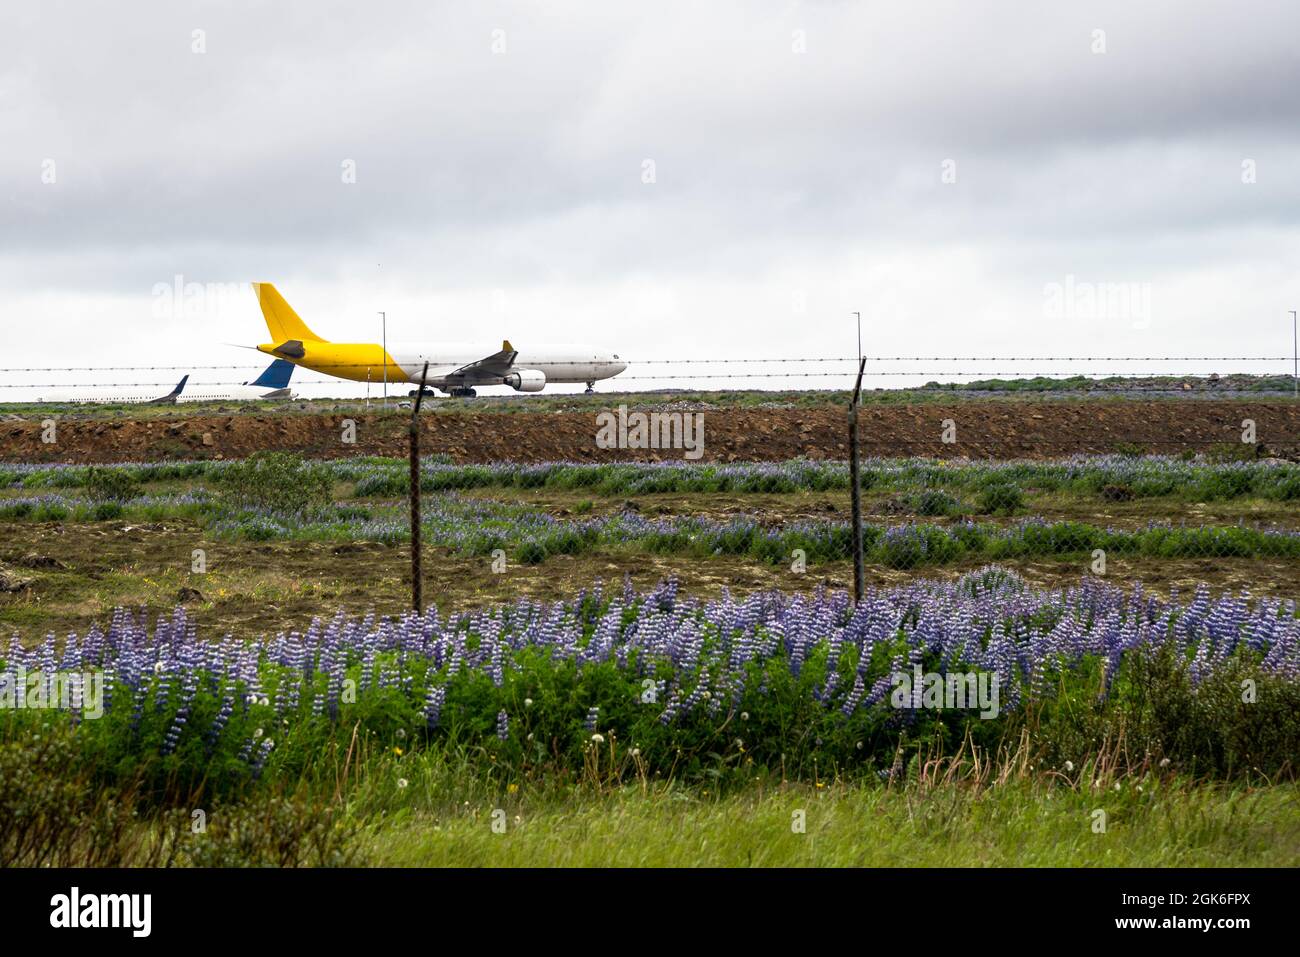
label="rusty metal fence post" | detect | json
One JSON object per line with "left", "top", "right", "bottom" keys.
{"left": 849, "top": 356, "right": 866, "bottom": 603}
{"left": 410, "top": 362, "right": 429, "bottom": 613}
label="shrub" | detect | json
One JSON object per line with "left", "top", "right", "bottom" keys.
{"left": 912, "top": 489, "right": 961, "bottom": 516}
{"left": 1131, "top": 475, "right": 1179, "bottom": 498}
{"left": 1100, "top": 483, "right": 1134, "bottom": 502}
{"left": 183, "top": 795, "right": 357, "bottom": 867}
{"left": 1204, "top": 443, "right": 1257, "bottom": 464}
{"left": 978, "top": 481, "right": 1024, "bottom": 514}
{"left": 877, "top": 527, "right": 928, "bottom": 568}
{"left": 84, "top": 466, "right": 140, "bottom": 503}
{"left": 1193, "top": 469, "right": 1257, "bottom": 501}
{"left": 91, "top": 501, "right": 124, "bottom": 520}
{"left": 516, "top": 541, "right": 548, "bottom": 564}
{"left": 0, "top": 726, "right": 179, "bottom": 867}
{"left": 353, "top": 471, "right": 405, "bottom": 497}
{"left": 1264, "top": 472, "right": 1300, "bottom": 501}
{"left": 213, "top": 452, "right": 334, "bottom": 514}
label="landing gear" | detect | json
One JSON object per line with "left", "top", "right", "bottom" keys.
{"left": 408, "top": 387, "right": 438, "bottom": 398}
{"left": 584, "top": 381, "right": 595, "bottom": 395}
{"left": 449, "top": 387, "right": 477, "bottom": 398}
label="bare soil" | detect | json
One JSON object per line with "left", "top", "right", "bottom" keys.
{"left": 2, "top": 399, "right": 1298, "bottom": 463}
{"left": 3, "top": 519, "right": 1296, "bottom": 641}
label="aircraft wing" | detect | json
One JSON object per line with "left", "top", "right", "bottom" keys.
{"left": 418, "top": 341, "right": 518, "bottom": 386}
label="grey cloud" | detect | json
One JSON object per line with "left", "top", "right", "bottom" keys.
{"left": 0, "top": 0, "right": 1297, "bottom": 384}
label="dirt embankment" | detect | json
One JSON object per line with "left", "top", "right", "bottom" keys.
{"left": 1, "top": 401, "right": 1298, "bottom": 463}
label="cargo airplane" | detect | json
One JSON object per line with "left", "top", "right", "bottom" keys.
{"left": 250, "top": 283, "right": 627, "bottom": 397}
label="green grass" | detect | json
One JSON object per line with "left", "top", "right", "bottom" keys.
{"left": 957, "top": 374, "right": 1298, "bottom": 394}
{"left": 205, "top": 505, "right": 1300, "bottom": 569}
{"left": 6, "top": 454, "right": 1299, "bottom": 506}
{"left": 361, "top": 778, "right": 1300, "bottom": 867}
{"left": 7, "top": 716, "right": 1294, "bottom": 867}
{"left": 7, "top": 488, "right": 1298, "bottom": 570}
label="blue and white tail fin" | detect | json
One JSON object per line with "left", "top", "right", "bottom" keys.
{"left": 246, "top": 359, "right": 296, "bottom": 390}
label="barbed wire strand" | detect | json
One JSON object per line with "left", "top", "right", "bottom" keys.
{"left": 3, "top": 370, "right": 1299, "bottom": 390}
{"left": 0, "top": 356, "right": 1291, "bottom": 373}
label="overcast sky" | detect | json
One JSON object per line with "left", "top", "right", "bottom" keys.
{"left": 3, "top": 1, "right": 1299, "bottom": 397}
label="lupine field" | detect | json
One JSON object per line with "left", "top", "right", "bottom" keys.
{"left": 1, "top": 449, "right": 1298, "bottom": 866}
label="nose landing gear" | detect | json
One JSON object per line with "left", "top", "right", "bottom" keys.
{"left": 584, "top": 381, "right": 595, "bottom": 395}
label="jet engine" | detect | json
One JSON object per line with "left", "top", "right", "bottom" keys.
{"left": 503, "top": 370, "right": 547, "bottom": 392}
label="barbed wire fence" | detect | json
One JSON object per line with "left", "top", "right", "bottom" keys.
{"left": 0, "top": 354, "right": 1296, "bottom": 396}
{"left": 0, "top": 353, "right": 1297, "bottom": 606}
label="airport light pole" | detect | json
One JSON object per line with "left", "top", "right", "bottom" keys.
{"left": 379, "top": 311, "right": 387, "bottom": 409}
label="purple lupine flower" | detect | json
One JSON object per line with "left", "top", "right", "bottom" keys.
{"left": 3, "top": 560, "right": 1295, "bottom": 753}
{"left": 250, "top": 737, "right": 275, "bottom": 780}
{"left": 206, "top": 686, "right": 235, "bottom": 752}
{"left": 425, "top": 684, "right": 447, "bottom": 729}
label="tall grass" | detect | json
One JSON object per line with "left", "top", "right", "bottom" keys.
{"left": 5, "top": 454, "right": 1298, "bottom": 502}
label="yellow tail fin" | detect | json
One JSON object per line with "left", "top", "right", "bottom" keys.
{"left": 252, "top": 283, "right": 327, "bottom": 343}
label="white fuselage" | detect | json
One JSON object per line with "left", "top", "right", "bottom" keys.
{"left": 392, "top": 343, "right": 626, "bottom": 388}
{"left": 178, "top": 386, "right": 295, "bottom": 403}
{"left": 33, "top": 388, "right": 180, "bottom": 405}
